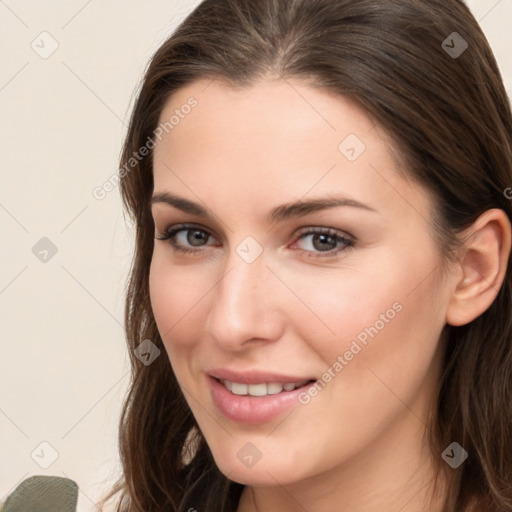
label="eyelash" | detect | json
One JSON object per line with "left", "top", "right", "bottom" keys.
{"left": 155, "top": 223, "right": 355, "bottom": 259}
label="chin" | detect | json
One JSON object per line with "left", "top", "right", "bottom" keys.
{"left": 213, "top": 454, "right": 305, "bottom": 487}
{"left": 222, "top": 467, "right": 289, "bottom": 487}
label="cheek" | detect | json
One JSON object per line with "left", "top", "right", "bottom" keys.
{"left": 284, "top": 244, "right": 446, "bottom": 401}
{"left": 149, "top": 257, "right": 190, "bottom": 349}
{"left": 270, "top": 254, "right": 406, "bottom": 358}
{"left": 148, "top": 254, "right": 215, "bottom": 362}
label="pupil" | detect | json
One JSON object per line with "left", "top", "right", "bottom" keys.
{"left": 313, "top": 234, "right": 336, "bottom": 251}
{"left": 188, "top": 230, "right": 208, "bottom": 246}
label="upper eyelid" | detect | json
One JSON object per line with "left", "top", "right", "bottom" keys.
{"left": 157, "top": 223, "right": 354, "bottom": 246}
{"left": 158, "top": 223, "right": 220, "bottom": 241}
{"left": 157, "top": 223, "right": 352, "bottom": 236}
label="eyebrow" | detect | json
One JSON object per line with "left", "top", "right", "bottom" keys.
{"left": 150, "top": 192, "right": 377, "bottom": 223}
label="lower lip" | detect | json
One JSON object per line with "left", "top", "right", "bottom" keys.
{"left": 208, "top": 376, "right": 314, "bottom": 424}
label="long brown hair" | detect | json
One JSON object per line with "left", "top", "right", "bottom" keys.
{"left": 99, "top": 1, "right": 512, "bottom": 510}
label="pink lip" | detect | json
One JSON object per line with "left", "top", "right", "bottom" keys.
{"left": 208, "top": 375, "right": 315, "bottom": 424}
{"left": 208, "top": 367, "right": 315, "bottom": 384}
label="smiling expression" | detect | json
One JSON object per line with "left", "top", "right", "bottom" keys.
{"left": 149, "top": 75, "right": 453, "bottom": 488}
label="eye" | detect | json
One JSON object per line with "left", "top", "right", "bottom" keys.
{"left": 291, "top": 227, "right": 354, "bottom": 257}
{"left": 155, "top": 223, "right": 354, "bottom": 259}
{"left": 155, "top": 223, "right": 218, "bottom": 254}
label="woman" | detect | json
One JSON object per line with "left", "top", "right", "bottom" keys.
{"left": 100, "top": 0, "right": 512, "bottom": 510}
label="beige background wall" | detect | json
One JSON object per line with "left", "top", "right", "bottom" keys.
{"left": 0, "top": 1, "right": 510, "bottom": 510}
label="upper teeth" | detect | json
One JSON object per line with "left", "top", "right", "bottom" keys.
{"left": 222, "top": 380, "right": 309, "bottom": 396}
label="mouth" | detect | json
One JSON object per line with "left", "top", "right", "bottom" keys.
{"left": 208, "top": 376, "right": 318, "bottom": 424}
{"left": 214, "top": 377, "right": 316, "bottom": 397}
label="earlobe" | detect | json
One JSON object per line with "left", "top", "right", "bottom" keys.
{"left": 446, "top": 208, "right": 511, "bottom": 327}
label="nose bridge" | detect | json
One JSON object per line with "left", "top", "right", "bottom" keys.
{"left": 206, "top": 243, "right": 280, "bottom": 348}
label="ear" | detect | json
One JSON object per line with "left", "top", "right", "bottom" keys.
{"left": 446, "top": 208, "right": 511, "bottom": 327}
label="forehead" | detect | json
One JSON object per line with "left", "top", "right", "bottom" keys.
{"left": 154, "top": 76, "right": 377, "bottom": 162}
{"left": 151, "top": 77, "right": 430, "bottom": 225}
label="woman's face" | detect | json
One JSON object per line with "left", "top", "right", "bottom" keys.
{"left": 149, "top": 77, "right": 454, "bottom": 488}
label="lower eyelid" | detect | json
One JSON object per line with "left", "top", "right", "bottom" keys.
{"left": 158, "top": 226, "right": 353, "bottom": 255}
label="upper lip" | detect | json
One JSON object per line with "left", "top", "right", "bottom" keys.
{"left": 208, "top": 368, "right": 316, "bottom": 385}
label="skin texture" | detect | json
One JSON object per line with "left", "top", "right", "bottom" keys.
{"left": 149, "top": 76, "right": 511, "bottom": 512}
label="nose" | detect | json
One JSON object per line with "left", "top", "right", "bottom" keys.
{"left": 205, "top": 247, "right": 284, "bottom": 351}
